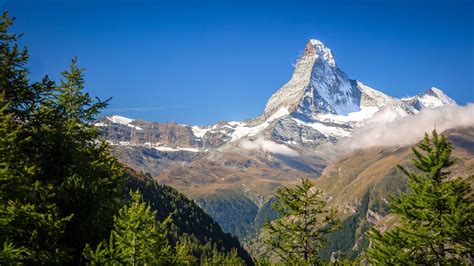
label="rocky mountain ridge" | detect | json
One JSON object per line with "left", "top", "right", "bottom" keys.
{"left": 95, "top": 39, "right": 467, "bottom": 248}
{"left": 97, "top": 39, "right": 456, "bottom": 157}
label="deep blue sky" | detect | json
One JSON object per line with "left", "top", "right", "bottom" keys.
{"left": 3, "top": 0, "right": 473, "bottom": 125}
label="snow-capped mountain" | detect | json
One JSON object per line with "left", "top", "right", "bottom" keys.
{"left": 94, "top": 39, "right": 467, "bottom": 243}
{"left": 97, "top": 39, "right": 457, "bottom": 154}
{"left": 402, "top": 87, "right": 457, "bottom": 110}
{"left": 264, "top": 39, "right": 361, "bottom": 119}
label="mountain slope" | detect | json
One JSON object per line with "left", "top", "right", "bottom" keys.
{"left": 402, "top": 87, "right": 457, "bottom": 110}
{"left": 314, "top": 127, "right": 474, "bottom": 259}
{"left": 246, "top": 127, "right": 474, "bottom": 260}
{"left": 265, "top": 39, "right": 361, "bottom": 118}
{"left": 98, "top": 39, "right": 467, "bottom": 244}
{"left": 98, "top": 39, "right": 454, "bottom": 158}
{"left": 124, "top": 167, "right": 253, "bottom": 264}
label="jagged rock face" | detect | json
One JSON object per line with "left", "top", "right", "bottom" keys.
{"left": 265, "top": 39, "right": 361, "bottom": 120}
{"left": 96, "top": 38, "right": 464, "bottom": 247}
{"left": 271, "top": 117, "right": 328, "bottom": 147}
{"left": 97, "top": 116, "right": 233, "bottom": 151}
{"left": 202, "top": 129, "right": 233, "bottom": 148}
{"left": 402, "top": 87, "right": 457, "bottom": 110}
{"left": 96, "top": 38, "right": 459, "bottom": 177}
{"left": 98, "top": 39, "right": 457, "bottom": 156}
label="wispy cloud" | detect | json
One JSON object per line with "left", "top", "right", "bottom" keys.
{"left": 239, "top": 137, "right": 299, "bottom": 157}
{"left": 103, "top": 105, "right": 186, "bottom": 112}
{"left": 339, "top": 104, "right": 474, "bottom": 150}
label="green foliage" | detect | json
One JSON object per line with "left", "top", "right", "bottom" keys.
{"left": 173, "top": 236, "right": 198, "bottom": 265}
{"left": 126, "top": 176, "right": 254, "bottom": 264}
{"left": 50, "top": 58, "right": 124, "bottom": 261}
{"left": 0, "top": 10, "right": 257, "bottom": 266}
{"left": 367, "top": 130, "right": 474, "bottom": 264}
{"left": 83, "top": 190, "right": 173, "bottom": 265}
{"left": 200, "top": 246, "right": 245, "bottom": 266}
{"left": 253, "top": 197, "right": 279, "bottom": 234}
{"left": 0, "top": 242, "right": 28, "bottom": 264}
{"left": 83, "top": 186, "right": 250, "bottom": 266}
{"left": 0, "top": 13, "right": 71, "bottom": 264}
{"left": 320, "top": 190, "right": 371, "bottom": 261}
{"left": 264, "top": 178, "right": 340, "bottom": 265}
{"left": 197, "top": 190, "right": 258, "bottom": 240}
{"left": 0, "top": 11, "right": 124, "bottom": 264}
{"left": 0, "top": 12, "right": 30, "bottom": 112}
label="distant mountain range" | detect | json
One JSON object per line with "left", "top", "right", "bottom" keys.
{"left": 96, "top": 39, "right": 473, "bottom": 258}
{"left": 96, "top": 39, "right": 457, "bottom": 153}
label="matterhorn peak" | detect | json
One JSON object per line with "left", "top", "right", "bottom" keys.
{"left": 304, "top": 39, "right": 336, "bottom": 67}
{"left": 264, "top": 38, "right": 359, "bottom": 118}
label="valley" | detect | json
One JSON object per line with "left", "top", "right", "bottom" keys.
{"left": 97, "top": 39, "right": 474, "bottom": 258}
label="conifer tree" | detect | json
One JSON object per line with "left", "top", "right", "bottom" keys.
{"left": 0, "top": 11, "right": 125, "bottom": 263}
{"left": 200, "top": 246, "right": 245, "bottom": 266}
{"left": 264, "top": 178, "right": 340, "bottom": 265}
{"left": 83, "top": 190, "right": 173, "bottom": 265}
{"left": 0, "top": 12, "right": 29, "bottom": 110}
{"left": 0, "top": 107, "right": 71, "bottom": 264}
{"left": 0, "top": 13, "right": 71, "bottom": 265}
{"left": 367, "top": 130, "right": 474, "bottom": 264}
{"left": 174, "top": 236, "right": 198, "bottom": 265}
{"left": 48, "top": 57, "right": 124, "bottom": 261}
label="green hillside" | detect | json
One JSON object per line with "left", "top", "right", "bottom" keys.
{"left": 124, "top": 168, "right": 253, "bottom": 264}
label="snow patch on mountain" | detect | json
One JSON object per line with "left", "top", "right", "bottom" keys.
{"left": 357, "top": 82, "right": 402, "bottom": 108}
{"left": 154, "top": 146, "right": 200, "bottom": 152}
{"left": 317, "top": 107, "right": 379, "bottom": 124}
{"left": 303, "top": 61, "right": 360, "bottom": 116}
{"left": 192, "top": 125, "right": 213, "bottom": 138}
{"left": 108, "top": 140, "right": 202, "bottom": 153}
{"left": 106, "top": 115, "right": 143, "bottom": 130}
{"left": 418, "top": 87, "right": 457, "bottom": 108}
{"left": 96, "top": 39, "right": 460, "bottom": 155}
{"left": 230, "top": 107, "right": 289, "bottom": 141}
{"left": 402, "top": 87, "right": 457, "bottom": 110}
{"left": 265, "top": 38, "right": 361, "bottom": 120}
{"left": 107, "top": 115, "right": 133, "bottom": 125}
{"left": 309, "top": 39, "right": 336, "bottom": 67}
{"left": 291, "top": 118, "right": 351, "bottom": 138}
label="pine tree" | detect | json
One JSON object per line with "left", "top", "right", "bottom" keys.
{"left": 0, "top": 105, "right": 71, "bottom": 264}
{"left": 0, "top": 11, "right": 126, "bottom": 263}
{"left": 0, "top": 13, "right": 71, "bottom": 264}
{"left": 0, "top": 12, "right": 29, "bottom": 110}
{"left": 367, "top": 130, "right": 474, "bottom": 264}
{"left": 264, "top": 178, "right": 340, "bottom": 265}
{"left": 173, "top": 235, "right": 198, "bottom": 265}
{"left": 0, "top": 12, "right": 57, "bottom": 123}
{"left": 83, "top": 190, "right": 173, "bottom": 265}
{"left": 48, "top": 58, "right": 125, "bottom": 262}
{"left": 200, "top": 245, "right": 245, "bottom": 266}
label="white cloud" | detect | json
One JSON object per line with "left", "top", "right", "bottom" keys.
{"left": 103, "top": 105, "right": 186, "bottom": 112}
{"left": 239, "top": 137, "right": 299, "bottom": 157}
{"left": 340, "top": 104, "right": 474, "bottom": 150}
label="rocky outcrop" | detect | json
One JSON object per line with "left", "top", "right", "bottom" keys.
{"left": 94, "top": 39, "right": 464, "bottom": 252}
{"left": 271, "top": 117, "right": 327, "bottom": 147}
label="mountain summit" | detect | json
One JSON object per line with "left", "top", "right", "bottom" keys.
{"left": 304, "top": 39, "right": 336, "bottom": 66}
{"left": 264, "top": 39, "right": 361, "bottom": 120}
{"left": 98, "top": 39, "right": 457, "bottom": 153}
{"left": 402, "top": 87, "right": 457, "bottom": 110}
{"left": 96, "top": 39, "right": 465, "bottom": 244}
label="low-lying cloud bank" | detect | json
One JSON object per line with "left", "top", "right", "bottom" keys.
{"left": 341, "top": 104, "right": 474, "bottom": 150}
{"left": 239, "top": 137, "right": 299, "bottom": 157}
